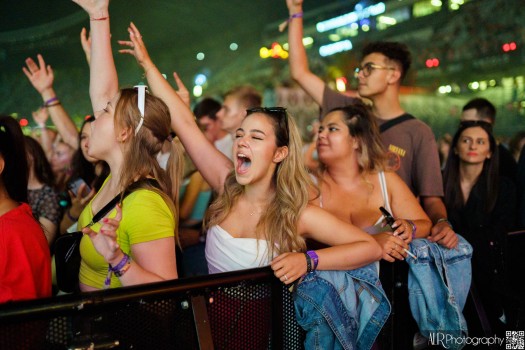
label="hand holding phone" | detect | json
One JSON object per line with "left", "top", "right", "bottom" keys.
{"left": 68, "top": 178, "right": 91, "bottom": 198}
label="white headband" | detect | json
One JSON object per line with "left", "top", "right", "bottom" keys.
{"left": 134, "top": 84, "right": 147, "bottom": 135}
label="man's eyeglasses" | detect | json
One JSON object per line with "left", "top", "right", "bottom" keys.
{"left": 354, "top": 63, "right": 396, "bottom": 78}
{"left": 246, "top": 107, "right": 289, "bottom": 145}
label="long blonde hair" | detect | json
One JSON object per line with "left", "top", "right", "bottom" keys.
{"left": 205, "top": 108, "right": 312, "bottom": 259}
{"left": 114, "top": 88, "right": 184, "bottom": 235}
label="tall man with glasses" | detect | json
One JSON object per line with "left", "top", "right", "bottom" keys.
{"left": 285, "top": 0, "right": 458, "bottom": 348}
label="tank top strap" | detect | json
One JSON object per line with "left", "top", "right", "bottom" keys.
{"left": 378, "top": 171, "right": 392, "bottom": 213}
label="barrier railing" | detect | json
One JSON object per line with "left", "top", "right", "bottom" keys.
{"left": 0, "top": 266, "right": 304, "bottom": 350}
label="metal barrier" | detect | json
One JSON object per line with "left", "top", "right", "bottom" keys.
{"left": 0, "top": 267, "right": 304, "bottom": 350}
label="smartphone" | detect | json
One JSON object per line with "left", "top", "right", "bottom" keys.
{"left": 379, "top": 206, "right": 395, "bottom": 226}
{"left": 68, "top": 178, "right": 91, "bottom": 197}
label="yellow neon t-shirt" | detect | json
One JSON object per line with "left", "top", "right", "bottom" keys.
{"left": 78, "top": 179, "right": 175, "bottom": 289}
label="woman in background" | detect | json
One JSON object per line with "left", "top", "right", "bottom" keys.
{"left": 0, "top": 116, "right": 51, "bottom": 302}
{"left": 443, "top": 120, "right": 517, "bottom": 335}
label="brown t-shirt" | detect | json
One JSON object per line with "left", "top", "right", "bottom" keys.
{"left": 321, "top": 85, "right": 443, "bottom": 197}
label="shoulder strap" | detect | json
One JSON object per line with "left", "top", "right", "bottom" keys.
{"left": 86, "top": 178, "right": 160, "bottom": 227}
{"left": 379, "top": 113, "right": 415, "bottom": 133}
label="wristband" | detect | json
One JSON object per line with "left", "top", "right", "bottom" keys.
{"left": 91, "top": 16, "right": 109, "bottom": 21}
{"left": 406, "top": 219, "right": 416, "bottom": 239}
{"left": 279, "top": 12, "right": 304, "bottom": 32}
{"left": 306, "top": 250, "right": 319, "bottom": 271}
{"left": 104, "top": 253, "right": 130, "bottom": 288}
{"left": 66, "top": 208, "right": 78, "bottom": 222}
{"left": 43, "top": 97, "right": 58, "bottom": 107}
{"left": 437, "top": 218, "right": 453, "bottom": 230}
{"left": 304, "top": 253, "right": 312, "bottom": 273}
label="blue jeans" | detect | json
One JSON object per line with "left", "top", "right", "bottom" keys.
{"left": 407, "top": 236, "right": 473, "bottom": 350}
{"left": 294, "top": 264, "right": 390, "bottom": 350}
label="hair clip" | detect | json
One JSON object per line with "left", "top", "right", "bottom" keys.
{"left": 134, "top": 85, "right": 148, "bottom": 135}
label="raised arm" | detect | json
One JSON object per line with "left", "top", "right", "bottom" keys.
{"left": 118, "top": 23, "right": 232, "bottom": 192}
{"left": 285, "top": 0, "right": 326, "bottom": 105}
{"left": 73, "top": 0, "right": 118, "bottom": 113}
{"left": 22, "top": 55, "right": 79, "bottom": 150}
{"left": 271, "top": 204, "right": 382, "bottom": 284}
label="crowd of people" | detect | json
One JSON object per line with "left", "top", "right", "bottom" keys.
{"left": 1, "top": 0, "right": 524, "bottom": 348}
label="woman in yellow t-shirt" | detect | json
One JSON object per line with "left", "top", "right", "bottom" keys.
{"left": 73, "top": 0, "right": 184, "bottom": 291}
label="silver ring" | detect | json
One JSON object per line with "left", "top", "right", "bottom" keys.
{"left": 284, "top": 274, "right": 288, "bottom": 281}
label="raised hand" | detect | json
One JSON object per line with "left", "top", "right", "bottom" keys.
{"left": 22, "top": 55, "right": 54, "bottom": 95}
{"left": 173, "top": 72, "right": 190, "bottom": 107}
{"left": 118, "top": 22, "right": 154, "bottom": 71}
{"left": 286, "top": 0, "right": 303, "bottom": 12}
{"left": 32, "top": 107, "right": 49, "bottom": 127}
{"left": 82, "top": 203, "right": 123, "bottom": 264}
{"left": 71, "top": 0, "right": 109, "bottom": 18}
{"left": 80, "top": 27, "right": 92, "bottom": 65}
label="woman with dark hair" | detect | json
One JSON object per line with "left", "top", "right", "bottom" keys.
{"left": 0, "top": 116, "right": 51, "bottom": 302}
{"left": 443, "top": 120, "right": 517, "bottom": 335}
{"left": 25, "top": 136, "right": 61, "bottom": 245}
{"left": 59, "top": 116, "right": 110, "bottom": 234}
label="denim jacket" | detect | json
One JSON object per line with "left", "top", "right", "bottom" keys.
{"left": 294, "top": 264, "right": 390, "bottom": 350}
{"left": 407, "top": 235, "right": 473, "bottom": 350}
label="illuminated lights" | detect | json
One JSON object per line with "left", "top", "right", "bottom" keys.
{"left": 196, "top": 52, "right": 205, "bottom": 61}
{"left": 425, "top": 58, "right": 440, "bottom": 68}
{"left": 319, "top": 40, "right": 353, "bottom": 57}
{"left": 479, "top": 81, "right": 488, "bottom": 91}
{"left": 194, "top": 74, "right": 207, "bottom": 86}
{"left": 193, "top": 85, "right": 203, "bottom": 98}
{"left": 361, "top": 24, "right": 370, "bottom": 32}
{"left": 283, "top": 37, "right": 313, "bottom": 51}
{"left": 329, "top": 34, "right": 341, "bottom": 42}
{"left": 336, "top": 77, "right": 347, "bottom": 92}
{"left": 430, "top": 0, "right": 442, "bottom": 7}
{"left": 489, "top": 80, "right": 497, "bottom": 87}
{"left": 259, "top": 42, "right": 288, "bottom": 59}
{"left": 316, "top": 2, "right": 385, "bottom": 33}
{"left": 19, "top": 118, "right": 29, "bottom": 127}
{"left": 377, "top": 16, "right": 397, "bottom": 25}
{"left": 502, "top": 42, "right": 517, "bottom": 52}
{"left": 229, "top": 43, "right": 238, "bottom": 51}
{"left": 438, "top": 85, "right": 452, "bottom": 94}
{"left": 468, "top": 81, "right": 480, "bottom": 90}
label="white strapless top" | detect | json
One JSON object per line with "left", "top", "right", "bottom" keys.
{"left": 205, "top": 225, "right": 273, "bottom": 274}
